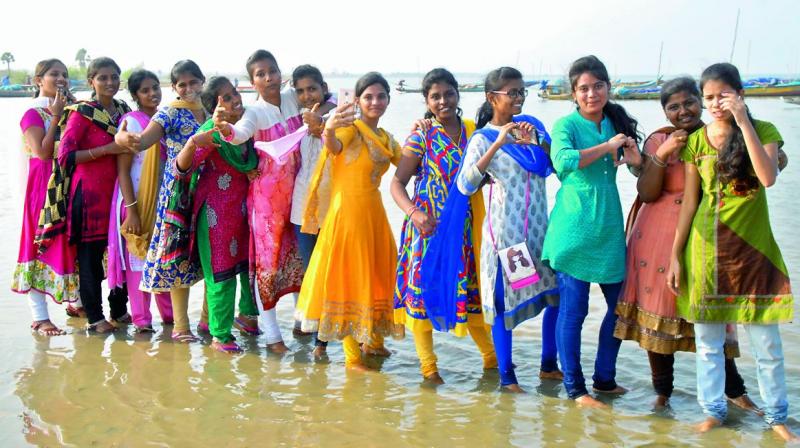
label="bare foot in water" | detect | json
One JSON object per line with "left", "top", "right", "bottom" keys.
{"left": 424, "top": 372, "right": 445, "bottom": 385}
{"left": 502, "top": 384, "right": 526, "bottom": 393}
{"left": 593, "top": 385, "right": 628, "bottom": 395}
{"left": 772, "top": 424, "right": 800, "bottom": 443}
{"left": 727, "top": 394, "right": 764, "bottom": 416}
{"left": 695, "top": 417, "right": 722, "bottom": 433}
{"left": 575, "top": 394, "right": 608, "bottom": 408}
{"left": 267, "top": 341, "right": 290, "bottom": 354}
{"left": 313, "top": 345, "right": 327, "bottom": 359}
{"left": 361, "top": 344, "right": 391, "bottom": 357}
{"left": 539, "top": 369, "right": 564, "bottom": 381}
{"left": 346, "top": 362, "right": 372, "bottom": 372}
{"left": 653, "top": 395, "right": 670, "bottom": 408}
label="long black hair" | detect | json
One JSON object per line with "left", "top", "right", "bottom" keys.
{"left": 700, "top": 62, "right": 758, "bottom": 192}
{"left": 170, "top": 59, "right": 205, "bottom": 85}
{"left": 421, "top": 67, "right": 462, "bottom": 119}
{"left": 355, "top": 71, "right": 390, "bottom": 98}
{"left": 568, "top": 55, "right": 642, "bottom": 143}
{"left": 127, "top": 69, "right": 160, "bottom": 108}
{"left": 476, "top": 66, "right": 522, "bottom": 129}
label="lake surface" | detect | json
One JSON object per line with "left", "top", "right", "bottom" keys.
{"left": 0, "top": 76, "right": 798, "bottom": 446}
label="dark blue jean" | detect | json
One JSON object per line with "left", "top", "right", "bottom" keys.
{"left": 493, "top": 271, "right": 559, "bottom": 386}
{"left": 294, "top": 225, "right": 326, "bottom": 347}
{"left": 555, "top": 271, "right": 623, "bottom": 399}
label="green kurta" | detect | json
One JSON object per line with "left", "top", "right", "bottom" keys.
{"left": 542, "top": 110, "right": 626, "bottom": 284}
{"left": 678, "top": 119, "right": 793, "bottom": 323}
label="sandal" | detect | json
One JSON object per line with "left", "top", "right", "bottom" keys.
{"left": 111, "top": 313, "right": 132, "bottom": 325}
{"left": 30, "top": 320, "right": 66, "bottom": 336}
{"left": 134, "top": 325, "right": 156, "bottom": 334}
{"left": 65, "top": 304, "right": 87, "bottom": 318}
{"left": 86, "top": 320, "right": 116, "bottom": 334}
{"left": 196, "top": 321, "right": 210, "bottom": 334}
{"left": 211, "top": 339, "right": 242, "bottom": 353}
{"left": 171, "top": 330, "right": 198, "bottom": 343}
{"left": 234, "top": 316, "right": 261, "bottom": 336}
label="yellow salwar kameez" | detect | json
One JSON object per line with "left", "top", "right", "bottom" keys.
{"left": 296, "top": 120, "right": 401, "bottom": 364}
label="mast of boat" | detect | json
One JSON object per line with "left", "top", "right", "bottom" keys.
{"left": 729, "top": 8, "right": 740, "bottom": 62}
{"left": 656, "top": 41, "right": 664, "bottom": 82}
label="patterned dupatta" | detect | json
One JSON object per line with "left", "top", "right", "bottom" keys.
{"left": 301, "top": 119, "right": 400, "bottom": 234}
{"left": 35, "top": 99, "right": 131, "bottom": 252}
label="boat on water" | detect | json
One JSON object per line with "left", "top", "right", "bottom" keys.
{"left": 784, "top": 96, "right": 800, "bottom": 105}
{"left": 395, "top": 79, "right": 487, "bottom": 93}
{"left": 537, "top": 80, "right": 571, "bottom": 100}
{"left": 744, "top": 81, "right": 800, "bottom": 97}
{"left": 0, "top": 84, "right": 36, "bottom": 98}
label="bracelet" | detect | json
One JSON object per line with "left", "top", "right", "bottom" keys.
{"left": 124, "top": 200, "right": 138, "bottom": 208}
{"left": 88, "top": 148, "right": 97, "bottom": 160}
{"left": 649, "top": 153, "right": 667, "bottom": 168}
{"left": 406, "top": 205, "right": 418, "bottom": 217}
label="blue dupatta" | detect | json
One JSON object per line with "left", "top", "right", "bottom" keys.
{"left": 421, "top": 115, "right": 553, "bottom": 331}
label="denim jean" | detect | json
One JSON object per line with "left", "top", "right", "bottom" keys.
{"left": 555, "top": 271, "right": 623, "bottom": 399}
{"left": 493, "top": 269, "right": 559, "bottom": 386}
{"left": 695, "top": 323, "right": 788, "bottom": 426}
{"left": 293, "top": 225, "right": 327, "bottom": 347}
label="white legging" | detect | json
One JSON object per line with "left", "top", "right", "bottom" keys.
{"left": 28, "top": 290, "right": 50, "bottom": 322}
{"left": 254, "top": 285, "right": 285, "bottom": 345}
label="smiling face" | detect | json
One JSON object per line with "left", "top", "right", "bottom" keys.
{"left": 425, "top": 82, "right": 459, "bottom": 122}
{"left": 488, "top": 78, "right": 525, "bottom": 118}
{"left": 250, "top": 59, "right": 281, "bottom": 103}
{"left": 135, "top": 77, "right": 162, "bottom": 112}
{"left": 572, "top": 72, "right": 608, "bottom": 116}
{"left": 702, "top": 78, "right": 742, "bottom": 122}
{"left": 357, "top": 83, "right": 389, "bottom": 122}
{"left": 173, "top": 73, "right": 203, "bottom": 103}
{"left": 216, "top": 81, "right": 244, "bottom": 123}
{"left": 294, "top": 76, "right": 326, "bottom": 110}
{"left": 90, "top": 66, "right": 120, "bottom": 101}
{"left": 663, "top": 90, "right": 701, "bottom": 131}
{"left": 35, "top": 62, "right": 69, "bottom": 97}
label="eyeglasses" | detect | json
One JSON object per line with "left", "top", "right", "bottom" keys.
{"left": 491, "top": 89, "right": 528, "bottom": 99}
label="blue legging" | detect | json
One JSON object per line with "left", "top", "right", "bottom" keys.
{"left": 555, "top": 271, "right": 623, "bottom": 399}
{"left": 492, "top": 271, "right": 559, "bottom": 386}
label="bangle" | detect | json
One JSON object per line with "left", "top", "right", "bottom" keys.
{"left": 406, "top": 205, "right": 418, "bottom": 217}
{"left": 124, "top": 200, "right": 138, "bottom": 208}
{"left": 649, "top": 153, "right": 667, "bottom": 168}
{"left": 88, "top": 148, "right": 97, "bottom": 160}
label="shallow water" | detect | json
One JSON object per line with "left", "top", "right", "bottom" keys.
{"left": 0, "top": 78, "right": 798, "bottom": 447}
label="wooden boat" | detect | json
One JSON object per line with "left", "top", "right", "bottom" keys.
{"left": 395, "top": 81, "right": 484, "bottom": 93}
{"left": 0, "top": 84, "right": 35, "bottom": 98}
{"left": 744, "top": 82, "right": 800, "bottom": 97}
{"left": 537, "top": 80, "right": 571, "bottom": 100}
{"left": 612, "top": 85, "right": 661, "bottom": 100}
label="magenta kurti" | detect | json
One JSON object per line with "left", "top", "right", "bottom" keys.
{"left": 10, "top": 105, "right": 79, "bottom": 303}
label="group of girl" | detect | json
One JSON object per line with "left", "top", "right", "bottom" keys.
{"left": 11, "top": 51, "right": 794, "bottom": 440}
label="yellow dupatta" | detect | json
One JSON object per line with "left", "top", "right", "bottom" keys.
{"left": 301, "top": 120, "right": 400, "bottom": 234}
{"left": 461, "top": 119, "right": 486, "bottom": 293}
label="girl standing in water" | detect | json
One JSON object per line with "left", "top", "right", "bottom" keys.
{"left": 667, "top": 63, "right": 796, "bottom": 441}
{"left": 542, "top": 55, "right": 642, "bottom": 406}
{"left": 391, "top": 68, "right": 497, "bottom": 383}
{"left": 108, "top": 69, "right": 173, "bottom": 333}
{"left": 116, "top": 60, "right": 207, "bottom": 342}
{"left": 11, "top": 58, "right": 78, "bottom": 335}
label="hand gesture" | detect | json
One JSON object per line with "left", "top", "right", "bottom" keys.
{"left": 410, "top": 118, "right": 433, "bottom": 135}
{"left": 606, "top": 133, "right": 627, "bottom": 155}
{"left": 213, "top": 96, "right": 232, "bottom": 137}
{"left": 115, "top": 120, "right": 141, "bottom": 152}
{"left": 246, "top": 168, "right": 260, "bottom": 181}
{"left": 495, "top": 122, "right": 519, "bottom": 146}
{"left": 616, "top": 136, "right": 642, "bottom": 167}
{"left": 121, "top": 208, "right": 141, "bottom": 235}
{"left": 656, "top": 129, "right": 688, "bottom": 162}
{"left": 191, "top": 128, "right": 220, "bottom": 150}
{"left": 665, "top": 255, "right": 681, "bottom": 296}
{"left": 325, "top": 102, "right": 357, "bottom": 132}
{"left": 303, "top": 103, "right": 324, "bottom": 137}
{"left": 50, "top": 88, "right": 68, "bottom": 118}
{"left": 720, "top": 91, "right": 747, "bottom": 124}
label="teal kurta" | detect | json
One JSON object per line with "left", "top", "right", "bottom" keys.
{"left": 542, "top": 110, "right": 626, "bottom": 284}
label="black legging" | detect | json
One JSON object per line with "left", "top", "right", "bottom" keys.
{"left": 647, "top": 351, "right": 746, "bottom": 398}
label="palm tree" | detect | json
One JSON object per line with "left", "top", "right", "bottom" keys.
{"left": 1, "top": 52, "right": 14, "bottom": 75}
{"left": 75, "top": 48, "right": 87, "bottom": 69}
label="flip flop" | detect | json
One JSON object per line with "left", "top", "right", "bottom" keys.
{"left": 171, "top": 331, "right": 198, "bottom": 343}
{"left": 134, "top": 325, "right": 156, "bottom": 334}
{"left": 211, "top": 339, "right": 242, "bottom": 353}
{"left": 111, "top": 313, "right": 132, "bottom": 325}
{"left": 196, "top": 321, "right": 210, "bottom": 334}
{"left": 86, "top": 320, "right": 116, "bottom": 334}
{"left": 234, "top": 317, "right": 261, "bottom": 336}
{"left": 65, "top": 304, "right": 86, "bottom": 318}
{"left": 30, "top": 320, "right": 66, "bottom": 336}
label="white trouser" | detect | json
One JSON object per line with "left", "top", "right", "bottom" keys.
{"left": 28, "top": 290, "right": 50, "bottom": 321}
